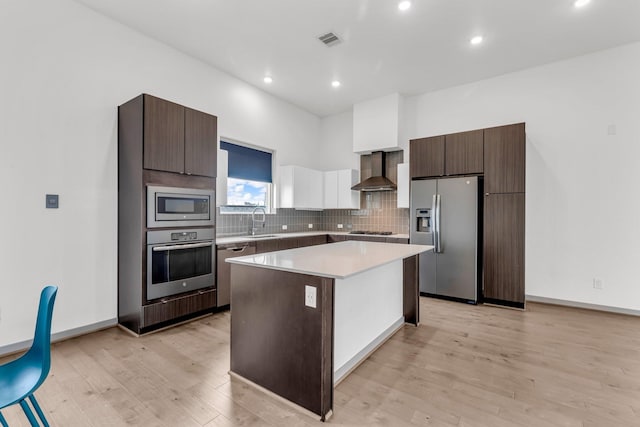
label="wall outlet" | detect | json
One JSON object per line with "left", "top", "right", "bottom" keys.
{"left": 282, "top": 225, "right": 288, "bottom": 230}
{"left": 305, "top": 285, "right": 317, "bottom": 308}
{"left": 308, "top": 223, "right": 313, "bottom": 229}
{"left": 593, "top": 278, "right": 603, "bottom": 289}
{"left": 337, "top": 224, "right": 343, "bottom": 229}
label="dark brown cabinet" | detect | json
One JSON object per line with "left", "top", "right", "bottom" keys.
{"left": 185, "top": 107, "right": 217, "bottom": 177}
{"left": 483, "top": 193, "right": 525, "bottom": 305}
{"left": 142, "top": 94, "right": 217, "bottom": 178}
{"left": 410, "top": 136, "right": 444, "bottom": 178}
{"left": 445, "top": 129, "right": 483, "bottom": 176}
{"left": 410, "top": 130, "right": 483, "bottom": 179}
{"left": 410, "top": 122, "right": 526, "bottom": 309}
{"left": 484, "top": 123, "right": 525, "bottom": 194}
{"left": 217, "top": 243, "right": 257, "bottom": 307}
{"left": 118, "top": 93, "right": 218, "bottom": 334}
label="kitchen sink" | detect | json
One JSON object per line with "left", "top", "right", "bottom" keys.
{"left": 247, "top": 235, "right": 277, "bottom": 239}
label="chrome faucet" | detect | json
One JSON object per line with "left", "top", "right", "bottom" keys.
{"left": 249, "top": 206, "right": 266, "bottom": 236}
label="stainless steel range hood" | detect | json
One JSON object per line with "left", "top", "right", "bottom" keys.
{"left": 351, "top": 151, "right": 397, "bottom": 192}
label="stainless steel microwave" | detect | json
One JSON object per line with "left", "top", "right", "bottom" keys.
{"left": 147, "top": 185, "right": 215, "bottom": 228}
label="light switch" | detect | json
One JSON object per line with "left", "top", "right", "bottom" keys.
{"left": 46, "top": 194, "right": 59, "bottom": 209}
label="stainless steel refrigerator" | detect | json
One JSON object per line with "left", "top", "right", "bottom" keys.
{"left": 410, "top": 176, "right": 479, "bottom": 303}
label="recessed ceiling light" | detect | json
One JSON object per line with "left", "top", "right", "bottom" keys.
{"left": 574, "top": 0, "right": 590, "bottom": 8}
{"left": 470, "top": 35, "right": 483, "bottom": 45}
{"left": 263, "top": 76, "right": 273, "bottom": 84}
{"left": 331, "top": 80, "right": 341, "bottom": 88}
{"left": 398, "top": 1, "right": 411, "bottom": 11}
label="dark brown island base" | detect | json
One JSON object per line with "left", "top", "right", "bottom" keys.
{"left": 227, "top": 240, "right": 433, "bottom": 421}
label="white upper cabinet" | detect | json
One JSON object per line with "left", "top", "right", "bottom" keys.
{"left": 279, "top": 165, "right": 324, "bottom": 210}
{"left": 324, "top": 169, "right": 360, "bottom": 210}
{"left": 353, "top": 93, "right": 402, "bottom": 153}
{"left": 396, "top": 163, "right": 409, "bottom": 208}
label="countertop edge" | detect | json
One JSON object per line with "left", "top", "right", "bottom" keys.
{"left": 216, "top": 231, "right": 410, "bottom": 245}
{"left": 226, "top": 241, "right": 433, "bottom": 279}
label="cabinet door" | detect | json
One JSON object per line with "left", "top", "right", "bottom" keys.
{"left": 143, "top": 95, "right": 185, "bottom": 174}
{"left": 410, "top": 136, "right": 444, "bottom": 178}
{"left": 484, "top": 123, "right": 525, "bottom": 193}
{"left": 255, "top": 239, "right": 281, "bottom": 253}
{"left": 185, "top": 108, "right": 217, "bottom": 177}
{"left": 337, "top": 169, "right": 360, "bottom": 209}
{"left": 445, "top": 129, "right": 483, "bottom": 176}
{"left": 323, "top": 170, "right": 338, "bottom": 209}
{"left": 217, "top": 244, "right": 256, "bottom": 307}
{"left": 483, "top": 193, "right": 525, "bottom": 305}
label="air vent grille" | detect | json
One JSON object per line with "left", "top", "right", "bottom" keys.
{"left": 318, "top": 32, "right": 341, "bottom": 47}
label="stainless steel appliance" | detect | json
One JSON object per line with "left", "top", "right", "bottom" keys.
{"left": 410, "top": 176, "right": 479, "bottom": 303}
{"left": 147, "top": 185, "right": 215, "bottom": 228}
{"left": 146, "top": 228, "right": 215, "bottom": 300}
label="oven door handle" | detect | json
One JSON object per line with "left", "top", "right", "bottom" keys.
{"left": 152, "top": 242, "right": 213, "bottom": 251}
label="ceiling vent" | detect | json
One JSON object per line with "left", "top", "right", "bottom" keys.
{"left": 318, "top": 32, "right": 342, "bottom": 47}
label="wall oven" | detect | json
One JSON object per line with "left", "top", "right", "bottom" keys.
{"left": 146, "top": 228, "right": 215, "bottom": 300}
{"left": 147, "top": 185, "right": 215, "bottom": 228}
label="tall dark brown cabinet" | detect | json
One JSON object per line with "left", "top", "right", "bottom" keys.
{"left": 410, "top": 122, "right": 525, "bottom": 308}
{"left": 118, "top": 94, "right": 218, "bottom": 334}
{"left": 482, "top": 123, "right": 526, "bottom": 307}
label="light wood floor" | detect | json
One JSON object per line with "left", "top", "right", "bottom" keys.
{"left": 2, "top": 298, "right": 640, "bottom": 426}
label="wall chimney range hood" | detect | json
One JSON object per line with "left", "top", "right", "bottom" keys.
{"left": 351, "top": 151, "right": 397, "bottom": 192}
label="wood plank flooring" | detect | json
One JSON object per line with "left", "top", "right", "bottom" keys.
{"left": 2, "top": 298, "right": 640, "bottom": 426}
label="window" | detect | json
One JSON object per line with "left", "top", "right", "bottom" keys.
{"left": 220, "top": 140, "right": 274, "bottom": 214}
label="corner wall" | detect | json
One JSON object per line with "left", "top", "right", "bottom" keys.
{"left": 0, "top": 0, "right": 321, "bottom": 348}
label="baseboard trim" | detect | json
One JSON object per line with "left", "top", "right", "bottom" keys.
{"left": 526, "top": 295, "right": 640, "bottom": 317}
{"left": 0, "top": 318, "right": 118, "bottom": 357}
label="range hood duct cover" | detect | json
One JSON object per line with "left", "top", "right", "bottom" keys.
{"left": 351, "top": 151, "right": 397, "bottom": 192}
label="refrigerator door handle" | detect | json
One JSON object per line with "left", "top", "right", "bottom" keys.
{"left": 431, "top": 194, "right": 440, "bottom": 253}
{"left": 436, "top": 194, "right": 442, "bottom": 253}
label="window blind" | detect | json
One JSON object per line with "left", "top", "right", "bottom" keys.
{"left": 220, "top": 141, "right": 272, "bottom": 183}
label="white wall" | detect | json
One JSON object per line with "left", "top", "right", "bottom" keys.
{"left": 320, "top": 42, "right": 640, "bottom": 311}
{"left": 0, "top": 0, "right": 321, "bottom": 349}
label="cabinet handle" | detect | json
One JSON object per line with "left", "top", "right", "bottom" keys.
{"left": 485, "top": 193, "right": 490, "bottom": 196}
{"left": 227, "top": 246, "right": 249, "bottom": 252}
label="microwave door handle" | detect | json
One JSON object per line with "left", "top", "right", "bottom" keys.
{"left": 152, "top": 242, "right": 213, "bottom": 251}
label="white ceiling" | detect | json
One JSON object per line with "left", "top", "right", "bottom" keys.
{"left": 75, "top": 0, "right": 640, "bottom": 117}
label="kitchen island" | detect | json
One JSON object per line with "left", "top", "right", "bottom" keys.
{"left": 227, "top": 240, "right": 432, "bottom": 420}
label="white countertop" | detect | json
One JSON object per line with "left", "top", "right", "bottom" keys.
{"left": 226, "top": 240, "right": 433, "bottom": 279}
{"left": 216, "top": 231, "right": 410, "bottom": 245}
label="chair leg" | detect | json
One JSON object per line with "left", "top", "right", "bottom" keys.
{"left": 0, "top": 411, "right": 9, "bottom": 427}
{"left": 19, "top": 399, "right": 40, "bottom": 427}
{"left": 28, "top": 395, "right": 50, "bottom": 427}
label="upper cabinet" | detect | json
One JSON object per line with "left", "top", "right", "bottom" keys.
{"left": 184, "top": 107, "right": 217, "bottom": 177}
{"left": 410, "top": 136, "right": 444, "bottom": 178}
{"left": 410, "top": 130, "right": 483, "bottom": 179}
{"left": 445, "top": 129, "right": 483, "bottom": 176}
{"left": 142, "top": 94, "right": 217, "bottom": 178}
{"left": 484, "top": 123, "right": 525, "bottom": 194}
{"left": 279, "top": 165, "right": 324, "bottom": 210}
{"left": 324, "top": 169, "right": 360, "bottom": 210}
{"left": 396, "top": 163, "right": 410, "bottom": 208}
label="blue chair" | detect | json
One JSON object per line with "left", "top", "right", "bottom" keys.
{"left": 0, "top": 286, "right": 58, "bottom": 427}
